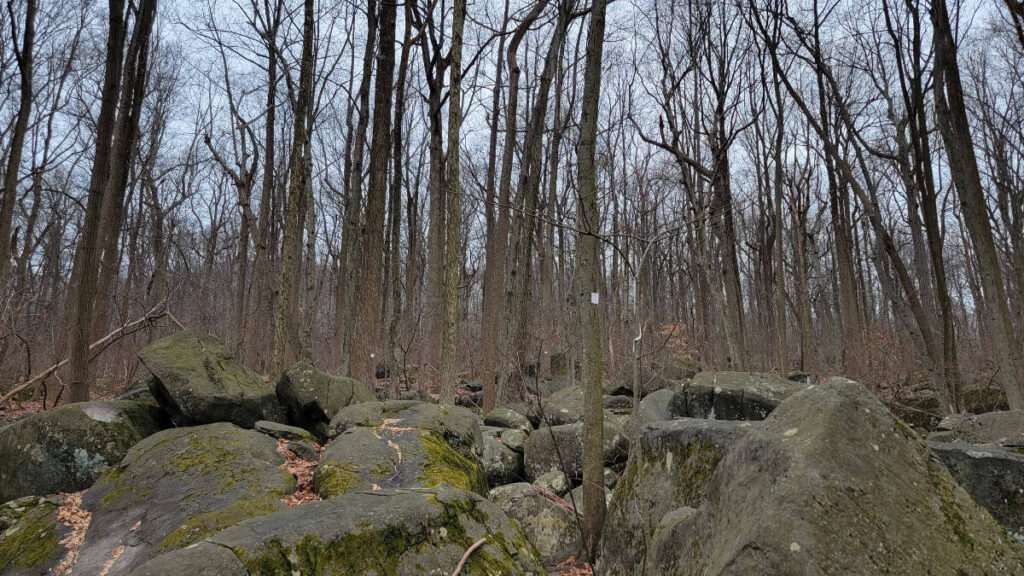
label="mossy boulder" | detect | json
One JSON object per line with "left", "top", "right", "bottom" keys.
{"left": 671, "top": 371, "right": 809, "bottom": 421}
{"left": 0, "top": 400, "right": 169, "bottom": 502}
{"left": 489, "top": 482, "right": 580, "bottom": 565}
{"left": 0, "top": 495, "right": 66, "bottom": 576}
{"left": 598, "top": 378, "right": 1024, "bottom": 575}
{"left": 276, "top": 362, "right": 376, "bottom": 439}
{"left": 928, "top": 441, "right": 1024, "bottom": 541}
{"left": 316, "top": 403, "right": 488, "bottom": 498}
{"left": 128, "top": 489, "right": 547, "bottom": 576}
{"left": 138, "top": 330, "right": 284, "bottom": 428}
{"left": 599, "top": 418, "right": 752, "bottom": 575}
{"left": 69, "top": 423, "right": 295, "bottom": 576}
{"left": 523, "top": 414, "right": 630, "bottom": 482}
{"left": 328, "top": 401, "right": 482, "bottom": 459}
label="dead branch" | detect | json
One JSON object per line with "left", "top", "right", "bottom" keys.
{"left": 451, "top": 537, "right": 487, "bottom": 576}
{"left": 0, "top": 300, "right": 169, "bottom": 407}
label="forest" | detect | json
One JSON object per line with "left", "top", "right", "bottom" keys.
{"left": 1, "top": 0, "right": 1024, "bottom": 572}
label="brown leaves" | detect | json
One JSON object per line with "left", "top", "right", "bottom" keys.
{"left": 55, "top": 491, "right": 92, "bottom": 575}
{"left": 552, "top": 556, "right": 594, "bottom": 575}
{"left": 276, "top": 438, "right": 323, "bottom": 507}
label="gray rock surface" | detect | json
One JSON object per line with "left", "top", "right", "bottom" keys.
{"left": 489, "top": 482, "right": 581, "bottom": 565}
{"left": 929, "top": 410, "right": 1024, "bottom": 447}
{"left": 523, "top": 415, "right": 630, "bottom": 482}
{"left": 0, "top": 494, "right": 67, "bottom": 576}
{"left": 0, "top": 401, "right": 168, "bottom": 502}
{"left": 481, "top": 427, "right": 524, "bottom": 487}
{"left": 70, "top": 423, "right": 295, "bottom": 576}
{"left": 138, "top": 331, "right": 283, "bottom": 428}
{"left": 128, "top": 489, "right": 545, "bottom": 576}
{"left": 671, "top": 371, "right": 809, "bottom": 421}
{"left": 483, "top": 407, "right": 532, "bottom": 433}
{"left": 275, "top": 362, "right": 376, "bottom": 439}
{"left": 929, "top": 441, "right": 1024, "bottom": 541}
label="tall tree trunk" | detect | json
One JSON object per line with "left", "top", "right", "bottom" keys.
{"left": 438, "top": 0, "right": 466, "bottom": 403}
{"left": 0, "top": 0, "right": 36, "bottom": 291}
{"left": 931, "top": 0, "right": 1024, "bottom": 408}
{"left": 577, "top": 0, "right": 608, "bottom": 556}
{"left": 351, "top": 0, "right": 397, "bottom": 386}
{"left": 272, "top": 0, "right": 314, "bottom": 374}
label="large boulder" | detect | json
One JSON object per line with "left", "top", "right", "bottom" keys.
{"left": 928, "top": 410, "right": 1024, "bottom": 447}
{"left": 0, "top": 401, "right": 168, "bottom": 502}
{"left": 316, "top": 402, "right": 487, "bottom": 498}
{"left": 600, "top": 418, "right": 752, "bottom": 575}
{"left": 598, "top": 377, "right": 1024, "bottom": 575}
{"left": 483, "top": 407, "right": 532, "bottom": 433}
{"left": 671, "top": 371, "right": 809, "bottom": 421}
{"left": 524, "top": 415, "right": 630, "bottom": 482}
{"left": 128, "top": 489, "right": 545, "bottom": 576}
{"left": 606, "top": 358, "right": 698, "bottom": 398}
{"left": 276, "top": 362, "right": 376, "bottom": 439}
{"left": 69, "top": 423, "right": 295, "bottom": 576}
{"left": 929, "top": 441, "right": 1024, "bottom": 541}
{"left": 489, "top": 482, "right": 580, "bottom": 565}
{"left": 625, "top": 388, "right": 675, "bottom": 442}
{"left": 138, "top": 331, "right": 283, "bottom": 428}
{"left": 540, "top": 386, "right": 584, "bottom": 426}
{"left": 0, "top": 495, "right": 66, "bottom": 576}
{"left": 481, "top": 427, "right": 524, "bottom": 487}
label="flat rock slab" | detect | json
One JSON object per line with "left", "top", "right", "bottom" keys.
{"left": 0, "top": 401, "right": 168, "bottom": 502}
{"left": 929, "top": 410, "right": 1024, "bottom": 447}
{"left": 138, "top": 330, "right": 284, "bottom": 428}
{"left": 671, "top": 371, "right": 809, "bottom": 421}
{"left": 128, "top": 489, "right": 546, "bottom": 576}
{"left": 70, "top": 423, "right": 295, "bottom": 576}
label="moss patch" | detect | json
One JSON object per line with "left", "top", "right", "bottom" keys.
{"left": 0, "top": 503, "right": 61, "bottom": 570}
{"left": 160, "top": 494, "right": 283, "bottom": 551}
{"left": 419, "top": 432, "right": 488, "bottom": 495}
{"left": 314, "top": 462, "right": 362, "bottom": 499}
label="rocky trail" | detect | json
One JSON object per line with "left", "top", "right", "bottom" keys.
{"left": 1, "top": 330, "right": 1023, "bottom": 575}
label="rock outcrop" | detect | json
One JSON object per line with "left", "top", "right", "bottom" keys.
{"left": 275, "top": 362, "right": 375, "bottom": 439}
{"left": 489, "top": 482, "right": 580, "bottom": 565}
{"left": 671, "top": 371, "right": 808, "bottom": 420}
{"left": 598, "top": 378, "right": 1024, "bottom": 575}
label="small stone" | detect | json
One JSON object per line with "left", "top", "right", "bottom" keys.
{"left": 286, "top": 441, "right": 319, "bottom": 462}
{"left": 500, "top": 429, "right": 528, "bottom": 453}
{"left": 255, "top": 420, "right": 316, "bottom": 442}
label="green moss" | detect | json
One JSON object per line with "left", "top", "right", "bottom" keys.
{"left": 419, "top": 432, "right": 488, "bottom": 495}
{"left": 0, "top": 504, "right": 61, "bottom": 569}
{"left": 160, "top": 494, "right": 283, "bottom": 551}
{"left": 314, "top": 462, "right": 362, "bottom": 499}
{"left": 647, "top": 437, "right": 723, "bottom": 508}
{"left": 171, "top": 435, "right": 259, "bottom": 493}
{"left": 98, "top": 465, "right": 150, "bottom": 506}
{"left": 928, "top": 459, "right": 972, "bottom": 548}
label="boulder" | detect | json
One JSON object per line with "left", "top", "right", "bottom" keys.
{"left": 527, "top": 375, "right": 571, "bottom": 398}
{"left": 568, "top": 484, "right": 613, "bottom": 514}
{"left": 524, "top": 415, "right": 630, "bottom": 482}
{"left": 0, "top": 495, "right": 66, "bottom": 576}
{"left": 502, "top": 402, "right": 542, "bottom": 428}
{"left": 540, "top": 386, "right": 584, "bottom": 426}
{"left": 929, "top": 441, "right": 1024, "bottom": 541}
{"left": 671, "top": 371, "right": 809, "bottom": 421}
{"left": 275, "top": 362, "right": 375, "bottom": 439}
{"left": 481, "top": 428, "right": 524, "bottom": 487}
{"left": 603, "top": 395, "right": 634, "bottom": 415}
{"left": 606, "top": 358, "right": 698, "bottom": 398}
{"left": 483, "top": 407, "right": 532, "bottom": 433}
{"left": 600, "top": 418, "right": 752, "bottom": 575}
{"left": 598, "top": 377, "right": 1024, "bottom": 575}
{"left": 500, "top": 428, "right": 527, "bottom": 453}
{"left": 0, "top": 401, "right": 168, "bottom": 502}
{"left": 138, "top": 331, "right": 283, "bottom": 428}
{"left": 625, "top": 388, "right": 675, "bottom": 442}
{"left": 128, "top": 489, "right": 545, "bottom": 576}
{"left": 533, "top": 470, "right": 571, "bottom": 497}
{"left": 253, "top": 420, "right": 316, "bottom": 443}
{"left": 316, "top": 402, "right": 487, "bottom": 498}
{"left": 489, "top": 482, "right": 580, "bottom": 565}
{"left": 928, "top": 410, "right": 1024, "bottom": 447}
{"left": 70, "top": 423, "right": 295, "bottom": 576}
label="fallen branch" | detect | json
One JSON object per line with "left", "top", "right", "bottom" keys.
{"left": 451, "top": 537, "right": 487, "bottom": 576}
{"left": 0, "top": 300, "right": 168, "bottom": 407}
{"left": 533, "top": 484, "right": 580, "bottom": 516}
